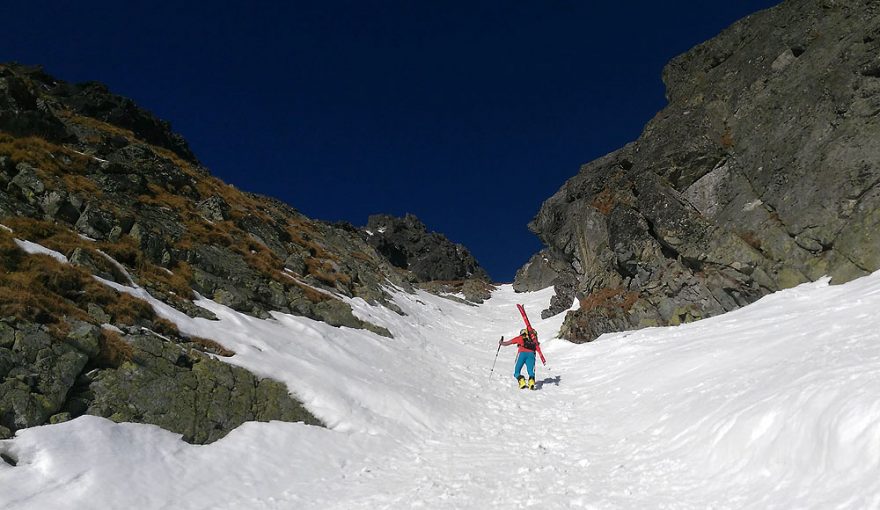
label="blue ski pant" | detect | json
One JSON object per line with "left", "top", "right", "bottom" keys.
{"left": 513, "top": 351, "right": 536, "bottom": 380}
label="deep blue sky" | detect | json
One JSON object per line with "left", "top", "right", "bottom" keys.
{"left": 4, "top": 1, "right": 779, "bottom": 281}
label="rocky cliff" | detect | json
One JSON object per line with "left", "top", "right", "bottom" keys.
{"left": 518, "top": 0, "right": 880, "bottom": 342}
{"left": 0, "top": 63, "right": 482, "bottom": 442}
{"left": 363, "top": 214, "right": 494, "bottom": 303}
{"left": 364, "top": 213, "right": 489, "bottom": 283}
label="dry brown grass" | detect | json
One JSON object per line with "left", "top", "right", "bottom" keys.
{"left": 290, "top": 279, "right": 333, "bottom": 303}
{"left": 720, "top": 127, "right": 735, "bottom": 149}
{"left": 93, "top": 329, "right": 133, "bottom": 368}
{"left": 98, "top": 237, "right": 140, "bottom": 267}
{"left": 0, "top": 133, "right": 90, "bottom": 175}
{"left": 138, "top": 183, "right": 195, "bottom": 211}
{"left": 151, "top": 145, "right": 197, "bottom": 171}
{"left": 177, "top": 220, "right": 237, "bottom": 250}
{"left": 137, "top": 261, "right": 194, "bottom": 300}
{"left": 305, "top": 257, "right": 351, "bottom": 287}
{"left": 2, "top": 218, "right": 138, "bottom": 287}
{"left": 243, "top": 243, "right": 285, "bottom": 277}
{"left": 104, "top": 293, "right": 155, "bottom": 325}
{"left": 152, "top": 317, "right": 181, "bottom": 337}
{"left": 350, "top": 251, "right": 373, "bottom": 262}
{"left": 579, "top": 288, "right": 640, "bottom": 313}
{"left": 0, "top": 231, "right": 90, "bottom": 324}
{"left": 61, "top": 172, "right": 102, "bottom": 196}
{"left": 0, "top": 225, "right": 206, "bottom": 359}
{"left": 0, "top": 270, "right": 87, "bottom": 324}
{"left": 591, "top": 187, "right": 616, "bottom": 215}
{"left": 188, "top": 336, "right": 234, "bottom": 357}
{"left": 1, "top": 217, "right": 83, "bottom": 257}
{"left": 58, "top": 112, "right": 137, "bottom": 141}
{"left": 737, "top": 230, "right": 762, "bottom": 251}
{"left": 191, "top": 174, "right": 278, "bottom": 225}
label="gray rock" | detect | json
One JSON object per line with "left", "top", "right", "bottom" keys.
{"left": 363, "top": 214, "right": 490, "bottom": 282}
{"left": 49, "top": 412, "right": 72, "bottom": 424}
{"left": 526, "top": 0, "right": 880, "bottom": 342}
{"left": 0, "top": 68, "right": 72, "bottom": 142}
{"left": 0, "top": 322, "right": 14, "bottom": 349}
{"left": 87, "top": 303, "right": 112, "bottom": 324}
{"left": 8, "top": 163, "right": 45, "bottom": 204}
{"left": 40, "top": 190, "right": 81, "bottom": 224}
{"left": 0, "top": 323, "right": 89, "bottom": 432}
{"left": 513, "top": 250, "right": 559, "bottom": 293}
{"left": 70, "top": 247, "right": 125, "bottom": 283}
{"left": 74, "top": 204, "right": 117, "bottom": 240}
{"left": 84, "top": 331, "right": 321, "bottom": 444}
{"left": 64, "top": 321, "right": 101, "bottom": 358}
{"left": 198, "top": 195, "right": 231, "bottom": 222}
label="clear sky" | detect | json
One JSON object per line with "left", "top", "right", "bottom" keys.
{"left": 4, "top": 1, "right": 779, "bottom": 281}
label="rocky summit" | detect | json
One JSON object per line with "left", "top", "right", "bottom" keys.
{"left": 0, "top": 63, "right": 486, "bottom": 442}
{"left": 363, "top": 213, "right": 489, "bottom": 282}
{"left": 517, "top": 0, "right": 880, "bottom": 342}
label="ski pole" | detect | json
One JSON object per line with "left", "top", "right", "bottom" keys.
{"left": 489, "top": 336, "right": 503, "bottom": 378}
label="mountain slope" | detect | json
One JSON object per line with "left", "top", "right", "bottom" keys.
{"left": 519, "top": 0, "right": 880, "bottom": 342}
{"left": 0, "top": 62, "right": 490, "bottom": 443}
{"left": 2, "top": 264, "right": 879, "bottom": 508}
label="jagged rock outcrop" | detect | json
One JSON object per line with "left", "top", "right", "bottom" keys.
{"left": 363, "top": 213, "right": 490, "bottom": 282}
{"left": 0, "top": 64, "right": 195, "bottom": 163}
{"left": 520, "top": 0, "right": 880, "bottom": 342}
{"left": 513, "top": 249, "right": 569, "bottom": 293}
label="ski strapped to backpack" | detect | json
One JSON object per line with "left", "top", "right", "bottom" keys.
{"left": 516, "top": 304, "right": 546, "bottom": 365}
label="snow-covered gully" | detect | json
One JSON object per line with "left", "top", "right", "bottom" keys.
{"left": 2, "top": 273, "right": 880, "bottom": 509}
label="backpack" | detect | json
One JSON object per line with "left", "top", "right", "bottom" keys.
{"left": 522, "top": 331, "right": 537, "bottom": 351}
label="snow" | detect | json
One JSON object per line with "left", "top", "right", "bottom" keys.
{"left": 13, "top": 239, "right": 69, "bottom": 263}
{"left": 2, "top": 265, "right": 880, "bottom": 509}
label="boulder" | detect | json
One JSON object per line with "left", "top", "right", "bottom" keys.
{"left": 84, "top": 331, "right": 321, "bottom": 444}
{"left": 0, "top": 322, "right": 89, "bottom": 432}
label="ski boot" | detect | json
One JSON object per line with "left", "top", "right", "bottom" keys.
{"left": 528, "top": 377, "right": 536, "bottom": 390}
{"left": 518, "top": 376, "right": 527, "bottom": 389}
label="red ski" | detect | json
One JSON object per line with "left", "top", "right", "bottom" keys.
{"left": 517, "top": 304, "right": 546, "bottom": 365}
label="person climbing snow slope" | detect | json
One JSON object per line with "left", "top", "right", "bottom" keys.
{"left": 499, "top": 328, "right": 540, "bottom": 389}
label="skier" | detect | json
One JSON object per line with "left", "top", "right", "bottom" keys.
{"left": 499, "top": 328, "right": 540, "bottom": 390}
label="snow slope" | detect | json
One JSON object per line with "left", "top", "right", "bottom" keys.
{"left": 2, "top": 267, "right": 880, "bottom": 509}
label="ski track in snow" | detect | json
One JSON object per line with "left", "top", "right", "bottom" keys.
{"left": 2, "top": 264, "right": 880, "bottom": 509}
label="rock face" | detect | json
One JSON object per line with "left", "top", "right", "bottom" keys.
{"left": 82, "top": 331, "right": 319, "bottom": 444}
{"left": 0, "top": 321, "right": 89, "bottom": 436}
{"left": 520, "top": 0, "right": 880, "bottom": 342}
{"left": 364, "top": 213, "right": 490, "bottom": 282}
{"left": 0, "top": 319, "right": 317, "bottom": 444}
